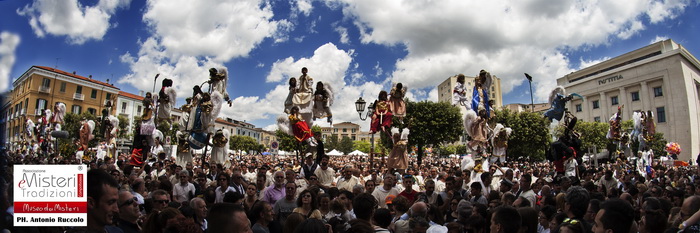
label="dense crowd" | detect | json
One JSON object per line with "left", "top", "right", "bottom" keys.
{"left": 2, "top": 149, "right": 700, "bottom": 233}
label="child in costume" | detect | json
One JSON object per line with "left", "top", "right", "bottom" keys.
{"left": 389, "top": 83, "right": 407, "bottom": 119}
{"left": 370, "top": 91, "right": 393, "bottom": 134}
{"left": 313, "top": 81, "right": 334, "bottom": 124}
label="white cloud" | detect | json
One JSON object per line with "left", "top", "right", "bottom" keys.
{"left": 266, "top": 43, "right": 352, "bottom": 84}
{"left": 294, "top": 0, "right": 314, "bottom": 16}
{"left": 373, "top": 62, "right": 383, "bottom": 77}
{"left": 579, "top": 56, "right": 611, "bottom": 70}
{"left": 16, "top": 0, "right": 130, "bottom": 44}
{"left": 650, "top": 35, "right": 669, "bottom": 44}
{"left": 335, "top": 26, "right": 349, "bottom": 44}
{"left": 0, "top": 32, "right": 21, "bottom": 92}
{"left": 141, "top": 0, "right": 290, "bottom": 62}
{"left": 427, "top": 87, "right": 438, "bottom": 102}
{"left": 328, "top": 0, "right": 691, "bottom": 101}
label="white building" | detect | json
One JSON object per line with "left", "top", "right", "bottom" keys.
{"left": 557, "top": 39, "right": 700, "bottom": 162}
{"left": 116, "top": 91, "right": 145, "bottom": 134}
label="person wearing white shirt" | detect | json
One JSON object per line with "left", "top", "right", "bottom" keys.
{"left": 372, "top": 174, "right": 400, "bottom": 209}
{"left": 314, "top": 156, "right": 335, "bottom": 189}
{"left": 173, "top": 171, "right": 196, "bottom": 203}
{"left": 214, "top": 173, "right": 236, "bottom": 203}
{"left": 337, "top": 166, "right": 361, "bottom": 191}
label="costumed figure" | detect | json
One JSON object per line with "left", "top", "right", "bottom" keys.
{"left": 464, "top": 109, "right": 489, "bottom": 154}
{"left": 544, "top": 86, "right": 582, "bottom": 122}
{"left": 140, "top": 92, "right": 156, "bottom": 135}
{"left": 176, "top": 131, "right": 192, "bottom": 166}
{"left": 157, "top": 78, "right": 177, "bottom": 124}
{"left": 210, "top": 129, "right": 230, "bottom": 165}
{"left": 277, "top": 106, "right": 317, "bottom": 147}
{"left": 105, "top": 115, "right": 119, "bottom": 159}
{"left": 606, "top": 106, "right": 624, "bottom": 156}
{"left": 387, "top": 127, "right": 409, "bottom": 170}
{"left": 292, "top": 67, "right": 315, "bottom": 125}
{"left": 151, "top": 130, "right": 165, "bottom": 160}
{"left": 452, "top": 74, "right": 470, "bottom": 109}
{"left": 632, "top": 111, "right": 646, "bottom": 150}
{"left": 187, "top": 85, "right": 223, "bottom": 150}
{"left": 312, "top": 81, "right": 334, "bottom": 124}
{"left": 490, "top": 123, "right": 512, "bottom": 163}
{"left": 284, "top": 77, "right": 297, "bottom": 114}
{"left": 36, "top": 110, "right": 50, "bottom": 142}
{"left": 546, "top": 112, "right": 581, "bottom": 177}
{"left": 644, "top": 110, "right": 656, "bottom": 141}
{"left": 26, "top": 118, "right": 35, "bottom": 139}
{"left": 128, "top": 124, "right": 150, "bottom": 167}
{"left": 370, "top": 91, "right": 393, "bottom": 134}
{"left": 471, "top": 70, "right": 493, "bottom": 119}
{"left": 460, "top": 154, "right": 475, "bottom": 171}
{"left": 78, "top": 119, "right": 95, "bottom": 154}
{"left": 50, "top": 102, "right": 66, "bottom": 131}
{"left": 389, "top": 83, "right": 407, "bottom": 119}
{"left": 208, "top": 67, "right": 232, "bottom": 106}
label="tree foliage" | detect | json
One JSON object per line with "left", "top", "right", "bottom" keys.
{"left": 353, "top": 140, "right": 371, "bottom": 153}
{"left": 229, "top": 135, "right": 263, "bottom": 153}
{"left": 489, "top": 109, "right": 550, "bottom": 160}
{"left": 117, "top": 115, "right": 130, "bottom": 139}
{"left": 326, "top": 134, "right": 340, "bottom": 151}
{"left": 275, "top": 129, "right": 298, "bottom": 152}
{"left": 402, "top": 101, "right": 463, "bottom": 162}
{"left": 59, "top": 112, "right": 99, "bottom": 157}
{"left": 339, "top": 136, "right": 354, "bottom": 154}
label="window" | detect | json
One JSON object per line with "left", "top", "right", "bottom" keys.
{"left": 575, "top": 104, "right": 582, "bottom": 112}
{"left": 137, "top": 106, "right": 142, "bottom": 115}
{"left": 631, "top": 92, "right": 639, "bottom": 101}
{"left": 343, "top": 128, "right": 347, "bottom": 133}
{"left": 88, "top": 108, "right": 97, "bottom": 115}
{"left": 76, "top": 85, "right": 82, "bottom": 94}
{"left": 594, "top": 116, "right": 601, "bottom": 122}
{"left": 106, "top": 93, "right": 112, "bottom": 101}
{"left": 653, "top": 86, "right": 663, "bottom": 97}
{"left": 60, "top": 82, "right": 66, "bottom": 92}
{"left": 91, "top": 90, "right": 97, "bottom": 99}
{"left": 72, "top": 105, "right": 82, "bottom": 114}
{"left": 657, "top": 107, "right": 666, "bottom": 123}
{"left": 121, "top": 102, "right": 127, "bottom": 113}
{"left": 611, "top": 96, "right": 619, "bottom": 105}
{"left": 41, "top": 78, "right": 50, "bottom": 88}
{"left": 592, "top": 100, "right": 600, "bottom": 109}
{"left": 35, "top": 99, "right": 47, "bottom": 112}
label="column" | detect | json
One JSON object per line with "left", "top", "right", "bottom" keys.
{"left": 619, "top": 87, "right": 628, "bottom": 117}
{"left": 640, "top": 82, "right": 650, "bottom": 111}
{"left": 600, "top": 92, "right": 608, "bottom": 120}
{"left": 583, "top": 95, "right": 591, "bottom": 121}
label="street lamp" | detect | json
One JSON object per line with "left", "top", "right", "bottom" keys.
{"left": 152, "top": 73, "right": 161, "bottom": 93}
{"left": 355, "top": 97, "right": 376, "bottom": 168}
{"left": 524, "top": 73, "right": 534, "bottom": 112}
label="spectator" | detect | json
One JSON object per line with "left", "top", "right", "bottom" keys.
{"left": 116, "top": 190, "right": 142, "bottom": 233}
{"left": 173, "top": 170, "right": 196, "bottom": 203}
{"left": 251, "top": 201, "right": 275, "bottom": 233}
{"left": 470, "top": 182, "right": 488, "bottom": 205}
{"left": 293, "top": 189, "right": 322, "bottom": 219}
{"left": 215, "top": 173, "right": 235, "bottom": 203}
{"left": 373, "top": 208, "right": 392, "bottom": 233}
{"left": 591, "top": 198, "right": 634, "bottom": 233}
{"left": 372, "top": 173, "right": 399, "bottom": 209}
{"left": 87, "top": 169, "right": 121, "bottom": 233}
{"left": 490, "top": 206, "right": 521, "bottom": 233}
{"left": 263, "top": 171, "right": 287, "bottom": 205}
{"left": 398, "top": 175, "right": 418, "bottom": 203}
{"left": 208, "top": 202, "right": 252, "bottom": 233}
{"left": 190, "top": 197, "right": 207, "bottom": 231}
{"left": 283, "top": 213, "right": 305, "bottom": 233}
{"left": 274, "top": 182, "right": 298, "bottom": 224}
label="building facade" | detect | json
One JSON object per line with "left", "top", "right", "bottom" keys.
{"left": 6, "top": 66, "right": 119, "bottom": 144}
{"left": 557, "top": 39, "right": 700, "bottom": 162}
{"left": 115, "top": 91, "right": 145, "bottom": 134}
{"left": 503, "top": 103, "right": 550, "bottom": 113}
{"left": 321, "top": 122, "right": 360, "bottom": 141}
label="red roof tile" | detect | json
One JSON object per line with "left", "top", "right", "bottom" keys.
{"left": 34, "top": 66, "right": 119, "bottom": 89}
{"left": 118, "top": 91, "right": 144, "bottom": 101}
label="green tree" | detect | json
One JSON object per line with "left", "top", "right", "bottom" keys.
{"left": 229, "top": 135, "right": 262, "bottom": 153}
{"left": 353, "top": 140, "right": 371, "bottom": 153}
{"left": 571, "top": 121, "right": 610, "bottom": 151}
{"left": 339, "top": 136, "right": 354, "bottom": 154}
{"left": 275, "top": 130, "right": 298, "bottom": 152}
{"left": 490, "top": 109, "right": 551, "bottom": 160}
{"left": 117, "top": 115, "right": 130, "bottom": 139}
{"left": 59, "top": 112, "right": 99, "bottom": 157}
{"left": 403, "top": 101, "right": 463, "bottom": 165}
{"left": 326, "top": 134, "right": 339, "bottom": 151}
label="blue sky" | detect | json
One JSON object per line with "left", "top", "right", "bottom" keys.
{"left": 1, "top": 0, "right": 698, "bottom": 131}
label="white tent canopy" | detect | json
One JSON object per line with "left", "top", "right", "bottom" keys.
{"left": 327, "top": 149, "right": 343, "bottom": 156}
{"left": 348, "top": 150, "right": 367, "bottom": 156}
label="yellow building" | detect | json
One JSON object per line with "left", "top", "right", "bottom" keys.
{"left": 321, "top": 122, "right": 360, "bottom": 141}
{"left": 6, "top": 66, "right": 119, "bottom": 143}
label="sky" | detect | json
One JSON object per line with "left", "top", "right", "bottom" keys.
{"left": 1, "top": 0, "right": 698, "bottom": 132}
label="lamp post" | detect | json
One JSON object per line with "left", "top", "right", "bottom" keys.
{"left": 355, "top": 97, "right": 375, "bottom": 168}
{"left": 525, "top": 73, "right": 534, "bottom": 112}
{"left": 152, "top": 73, "right": 160, "bottom": 94}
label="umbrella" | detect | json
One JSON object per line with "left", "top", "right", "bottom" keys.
{"left": 327, "top": 149, "right": 343, "bottom": 156}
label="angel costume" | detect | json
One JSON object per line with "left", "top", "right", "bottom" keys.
{"left": 158, "top": 78, "right": 177, "bottom": 121}
{"left": 312, "top": 81, "right": 334, "bottom": 123}
{"left": 26, "top": 118, "right": 35, "bottom": 138}
{"left": 293, "top": 67, "right": 315, "bottom": 124}
{"left": 544, "top": 86, "right": 581, "bottom": 122}
{"left": 389, "top": 83, "right": 407, "bottom": 118}
{"left": 277, "top": 107, "right": 317, "bottom": 147}
{"left": 387, "top": 128, "right": 409, "bottom": 170}
{"left": 79, "top": 120, "right": 95, "bottom": 152}
{"left": 370, "top": 91, "right": 393, "bottom": 134}
{"left": 140, "top": 92, "right": 156, "bottom": 135}
{"left": 210, "top": 129, "right": 229, "bottom": 165}
{"left": 464, "top": 109, "right": 489, "bottom": 152}
{"left": 452, "top": 74, "right": 469, "bottom": 108}
{"left": 105, "top": 115, "right": 119, "bottom": 158}
{"left": 176, "top": 131, "right": 192, "bottom": 166}
{"left": 208, "top": 67, "right": 232, "bottom": 106}
{"left": 284, "top": 77, "right": 297, "bottom": 114}
{"left": 471, "top": 70, "right": 492, "bottom": 118}
{"left": 491, "top": 123, "right": 512, "bottom": 163}
{"left": 50, "top": 102, "right": 66, "bottom": 131}
{"left": 606, "top": 106, "right": 623, "bottom": 141}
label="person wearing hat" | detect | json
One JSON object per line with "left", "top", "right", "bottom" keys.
{"left": 500, "top": 179, "right": 514, "bottom": 193}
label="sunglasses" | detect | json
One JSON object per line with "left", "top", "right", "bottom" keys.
{"left": 119, "top": 197, "right": 138, "bottom": 208}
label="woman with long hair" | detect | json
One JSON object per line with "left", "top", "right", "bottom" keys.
{"left": 244, "top": 183, "right": 259, "bottom": 213}
{"left": 293, "top": 189, "right": 322, "bottom": 219}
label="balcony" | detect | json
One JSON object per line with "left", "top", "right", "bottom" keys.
{"left": 39, "top": 86, "right": 51, "bottom": 93}
{"left": 73, "top": 93, "right": 84, "bottom": 100}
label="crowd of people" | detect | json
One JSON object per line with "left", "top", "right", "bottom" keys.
{"left": 2, "top": 149, "right": 700, "bottom": 233}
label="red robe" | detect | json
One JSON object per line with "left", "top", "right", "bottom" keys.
{"left": 290, "top": 114, "right": 313, "bottom": 142}
{"left": 370, "top": 101, "right": 393, "bottom": 134}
